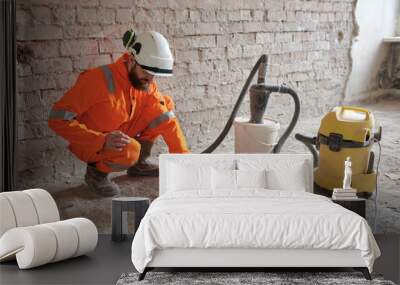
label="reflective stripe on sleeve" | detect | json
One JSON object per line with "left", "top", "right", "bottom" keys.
{"left": 99, "top": 65, "right": 115, "bottom": 94}
{"left": 48, "top": 109, "right": 77, "bottom": 121}
{"left": 147, "top": 111, "right": 176, "bottom": 129}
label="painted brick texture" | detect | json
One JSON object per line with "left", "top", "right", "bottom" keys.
{"left": 16, "top": 0, "right": 355, "bottom": 188}
{"left": 385, "top": 45, "right": 400, "bottom": 90}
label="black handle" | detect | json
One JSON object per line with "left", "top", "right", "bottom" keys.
{"left": 294, "top": 133, "right": 318, "bottom": 167}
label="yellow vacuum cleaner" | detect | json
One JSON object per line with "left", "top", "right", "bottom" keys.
{"left": 296, "top": 106, "right": 382, "bottom": 196}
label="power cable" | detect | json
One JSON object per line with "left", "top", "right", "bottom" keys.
{"left": 373, "top": 140, "right": 382, "bottom": 233}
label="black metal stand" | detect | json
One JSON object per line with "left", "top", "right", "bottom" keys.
{"left": 0, "top": 0, "right": 17, "bottom": 192}
{"left": 354, "top": 267, "right": 372, "bottom": 280}
{"left": 138, "top": 267, "right": 152, "bottom": 281}
{"left": 332, "top": 199, "right": 366, "bottom": 218}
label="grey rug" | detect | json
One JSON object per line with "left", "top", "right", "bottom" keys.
{"left": 116, "top": 271, "right": 395, "bottom": 285}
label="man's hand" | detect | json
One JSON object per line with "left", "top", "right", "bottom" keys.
{"left": 103, "top": 131, "right": 131, "bottom": 151}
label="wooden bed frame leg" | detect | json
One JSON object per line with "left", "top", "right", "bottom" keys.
{"left": 354, "top": 267, "right": 371, "bottom": 280}
{"left": 138, "top": 268, "right": 148, "bottom": 281}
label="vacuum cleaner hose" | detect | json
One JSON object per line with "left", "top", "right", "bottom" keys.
{"left": 201, "top": 55, "right": 267, "bottom": 153}
{"left": 294, "top": 133, "right": 319, "bottom": 167}
{"left": 267, "top": 85, "right": 300, "bottom": 154}
{"left": 202, "top": 55, "right": 301, "bottom": 154}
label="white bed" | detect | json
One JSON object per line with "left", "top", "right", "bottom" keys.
{"left": 131, "top": 154, "right": 380, "bottom": 280}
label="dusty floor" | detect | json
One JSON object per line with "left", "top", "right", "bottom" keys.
{"left": 361, "top": 96, "right": 400, "bottom": 233}
{"left": 49, "top": 95, "right": 400, "bottom": 234}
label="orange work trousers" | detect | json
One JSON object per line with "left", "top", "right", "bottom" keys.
{"left": 70, "top": 139, "right": 141, "bottom": 173}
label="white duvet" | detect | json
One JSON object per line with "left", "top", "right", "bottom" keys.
{"left": 131, "top": 190, "right": 380, "bottom": 273}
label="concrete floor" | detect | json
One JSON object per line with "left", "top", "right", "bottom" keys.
{"left": 361, "top": 96, "right": 400, "bottom": 234}
{"left": 0, "top": 235, "right": 398, "bottom": 285}
{"left": 0, "top": 235, "right": 133, "bottom": 285}
{"left": 46, "top": 95, "right": 400, "bottom": 234}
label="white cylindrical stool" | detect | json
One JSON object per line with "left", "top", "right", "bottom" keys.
{"left": 234, "top": 117, "right": 280, "bottom": 153}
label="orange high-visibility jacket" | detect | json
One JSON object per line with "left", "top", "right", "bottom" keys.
{"left": 48, "top": 53, "right": 189, "bottom": 162}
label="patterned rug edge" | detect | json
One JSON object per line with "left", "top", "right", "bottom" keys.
{"left": 116, "top": 271, "right": 396, "bottom": 285}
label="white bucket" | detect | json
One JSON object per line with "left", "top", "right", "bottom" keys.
{"left": 234, "top": 117, "right": 280, "bottom": 153}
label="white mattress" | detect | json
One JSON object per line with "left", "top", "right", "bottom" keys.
{"left": 131, "top": 190, "right": 380, "bottom": 273}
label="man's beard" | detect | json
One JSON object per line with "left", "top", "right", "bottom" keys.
{"left": 129, "top": 68, "right": 149, "bottom": 91}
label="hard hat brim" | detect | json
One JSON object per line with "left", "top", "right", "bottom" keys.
{"left": 139, "top": 64, "right": 173, "bottom": 77}
{"left": 145, "top": 69, "right": 173, "bottom": 77}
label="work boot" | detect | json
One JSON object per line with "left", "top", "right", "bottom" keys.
{"left": 127, "top": 140, "right": 159, "bottom": 177}
{"left": 85, "top": 164, "right": 121, "bottom": 197}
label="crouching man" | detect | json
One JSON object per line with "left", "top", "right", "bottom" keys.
{"left": 48, "top": 29, "right": 189, "bottom": 197}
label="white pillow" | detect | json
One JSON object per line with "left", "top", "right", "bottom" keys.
{"left": 266, "top": 162, "right": 308, "bottom": 191}
{"left": 211, "top": 169, "right": 268, "bottom": 191}
{"left": 211, "top": 168, "right": 237, "bottom": 191}
{"left": 236, "top": 169, "right": 267, "bottom": 189}
{"left": 167, "top": 162, "right": 212, "bottom": 191}
{"left": 238, "top": 158, "right": 310, "bottom": 192}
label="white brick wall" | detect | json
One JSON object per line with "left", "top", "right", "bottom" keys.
{"left": 16, "top": 0, "right": 356, "bottom": 188}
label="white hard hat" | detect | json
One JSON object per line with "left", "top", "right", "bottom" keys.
{"left": 123, "top": 29, "right": 173, "bottom": 77}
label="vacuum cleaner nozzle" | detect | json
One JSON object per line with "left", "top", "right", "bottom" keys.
{"left": 202, "top": 54, "right": 300, "bottom": 154}
{"left": 257, "top": 55, "right": 268, "bottom": 84}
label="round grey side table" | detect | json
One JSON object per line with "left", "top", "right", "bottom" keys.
{"left": 111, "top": 197, "right": 150, "bottom": 242}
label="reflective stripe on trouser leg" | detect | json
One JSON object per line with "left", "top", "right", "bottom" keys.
{"left": 49, "top": 109, "right": 77, "bottom": 120}
{"left": 95, "top": 140, "right": 141, "bottom": 173}
{"left": 99, "top": 65, "right": 116, "bottom": 94}
{"left": 147, "top": 111, "right": 175, "bottom": 129}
